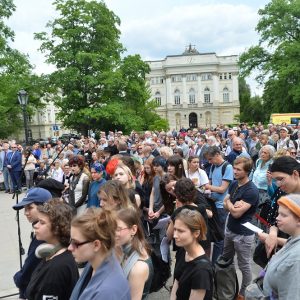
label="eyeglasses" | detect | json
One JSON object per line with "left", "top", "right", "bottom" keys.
{"left": 116, "top": 227, "right": 129, "bottom": 233}
{"left": 290, "top": 152, "right": 297, "bottom": 155}
{"left": 69, "top": 238, "right": 92, "bottom": 249}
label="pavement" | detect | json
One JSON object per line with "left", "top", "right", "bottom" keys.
{"left": 0, "top": 190, "right": 261, "bottom": 299}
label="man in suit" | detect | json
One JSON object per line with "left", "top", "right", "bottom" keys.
{"left": 7, "top": 143, "right": 22, "bottom": 193}
{"left": 0, "top": 141, "right": 13, "bottom": 193}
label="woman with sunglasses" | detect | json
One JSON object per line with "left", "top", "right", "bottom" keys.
{"left": 69, "top": 208, "right": 131, "bottom": 300}
{"left": 26, "top": 199, "right": 79, "bottom": 300}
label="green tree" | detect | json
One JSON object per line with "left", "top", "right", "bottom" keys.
{"left": 35, "top": 0, "right": 164, "bottom": 134}
{"left": 238, "top": 77, "right": 267, "bottom": 123}
{"left": 0, "top": 0, "right": 44, "bottom": 138}
{"left": 239, "top": 0, "right": 300, "bottom": 116}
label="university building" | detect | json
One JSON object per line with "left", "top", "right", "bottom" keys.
{"left": 146, "top": 45, "right": 240, "bottom": 129}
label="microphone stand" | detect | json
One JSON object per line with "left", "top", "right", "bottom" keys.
{"left": 12, "top": 150, "right": 30, "bottom": 269}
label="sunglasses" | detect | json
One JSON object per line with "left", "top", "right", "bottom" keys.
{"left": 69, "top": 238, "right": 92, "bottom": 249}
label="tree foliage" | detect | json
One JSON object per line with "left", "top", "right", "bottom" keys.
{"left": 0, "top": 0, "right": 44, "bottom": 138}
{"left": 35, "top": 0, "right": 164, "bottom": 134}
{"left": 239, "top": 0, "right": 300, "bottom": 116}
{"left": 238, "top": 77, "right": 267, "bottom": 123}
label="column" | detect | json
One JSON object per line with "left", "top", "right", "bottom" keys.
{"left": 212, "top": 74, "right": 219, "bottom": 103}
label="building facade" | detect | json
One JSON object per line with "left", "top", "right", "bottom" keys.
{"left": 146, "top": 46, "right": 240, "bottom": 130}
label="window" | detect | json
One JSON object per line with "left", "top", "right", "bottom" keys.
{"left": 189, "top": 88, "right": 196, "bottom": 104}
{"left": 187, "top": 74, "right": 197, "bottom": 81}
{"left": 219, "top": 74, "right": 223, "bottom": 80}
{"left": 171, "top": 75, "right": 182, "bottom": 82}
{"left": 224, "top": 73, "right": 227, "bottom": 80}
{"left": 155, "top": 92, "right": 161, "bottom": 106}
{"left": 204, "top": 87, "right": 210, "bottom": 103}
{"left": 229, "top": 73, "right": 232, "bottom": 79}
{"left": 174, "top": 89, "right": 181, "bottom": 104}
{"left": 201, "top": 73, "right": 212, "bottom": 81}
{"left": 151, "top": 77, "right": 164, "bottom": 85}
{"left": 223, "top": 87, "right": 229, "bottom": 102}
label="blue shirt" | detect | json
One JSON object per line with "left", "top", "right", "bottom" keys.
{"left": 87, "top": 178, "right": 106, "bottom": 208}
{"left": 209, "top": 162, "right": 233, "bottom": 208}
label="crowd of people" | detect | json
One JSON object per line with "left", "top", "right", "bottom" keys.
{"left": 1, "top": 121, "right": 300, "bottom": 299}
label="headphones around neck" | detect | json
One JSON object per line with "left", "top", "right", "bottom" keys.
{"left": 35, "top": 243, "right": 63, "bottom": 259}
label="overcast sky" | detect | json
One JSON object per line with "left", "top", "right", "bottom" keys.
{"left": 7, "top": 0, "right": 270, "bottom": 95}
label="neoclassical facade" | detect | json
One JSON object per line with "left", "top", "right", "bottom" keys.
{"left": 146, "top": 46, "right": 240, "bottom": 129}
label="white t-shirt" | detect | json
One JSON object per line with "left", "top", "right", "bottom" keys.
{"left": 185, "top": 169, "right": 209, "bottom": 191}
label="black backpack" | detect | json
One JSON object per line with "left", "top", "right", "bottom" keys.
{"left": 210, "top": 161, "right": 229, "bottom": 177}
{"left": 146, "top": 224, "right": 171, "bottom": 293}
{"left": 213, "top": 256, "right": 239, "bottom": 300}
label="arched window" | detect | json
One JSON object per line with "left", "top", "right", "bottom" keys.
{"left": 174, "top": 89, "right": 180, "bottom": 105}
{"left": 189, "top": 88, "right": 196, "bottom": 104}
{"left": 204, "top": 87, "right": 210, "bottom": 103}
{"left": 223, "top": 87, "right": 229, "bottom": 102}
{"left": 155, "top": 91, "right": 161, "bottom": 106}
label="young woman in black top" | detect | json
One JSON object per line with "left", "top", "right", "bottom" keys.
{"left": 171, "top": 209, "right": 213, "bottom": 300}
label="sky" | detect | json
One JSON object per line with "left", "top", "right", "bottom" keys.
{"left": 7, "top": 0, "right": 270, "bottom": 95}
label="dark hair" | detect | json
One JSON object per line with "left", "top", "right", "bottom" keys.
{"left": 173, "top": 147, "right": 184, "bottom": 158}
{"left": 204, "top": 146, "right": 221, "bottom": 158}
{"left": 270, "top": 156, "right": 300, "bottom": 175}
{"left": 152, "top": 155, "right": 167, "bottom": 169}
{"left": 38, "top": 199, "right": 73, "bottom": 247}
{"left": 167, "top": 155, "right": 185, "bottom": 178}
{"left": 68, "top": 155, "right": 85, "bottom": 169}
{"left": 159, "top": 174, "right": 177, "bottom": 215}
{"left": 174, "top": 178, "right": 197, "bottom": 204}
{"left": 187, "top": 155, "right": 200, "bottom": 163}
{"left": 71, "top": 208, "right": 117, "bottom": 254}
{"left": 119, "top": 156, "right": 136, "bottom": 176}
{"left": 117, "top": 208, "right": 151, "bottom": 256}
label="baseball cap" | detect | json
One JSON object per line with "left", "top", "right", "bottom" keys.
{"left": 13, "top": 187, "right": 52, "bottom": 210}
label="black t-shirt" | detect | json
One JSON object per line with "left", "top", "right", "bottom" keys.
{"left": 26, "top": 250, "right": 79, "bottom": 300}
{"left": 227, "top": 180, "right": 259, "bottom": 235}
{"left": 174, "top": 248, "right": 213, "bottom": 300}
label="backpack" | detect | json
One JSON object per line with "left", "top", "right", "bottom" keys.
{"left": 210, "top": 161, "right": 229, "bottom": 177}
{"left": 146, "top": 223, "right": 171, "bottom": 293}
{"left": 213, "top": 256, "right": 239, "bottom": 300}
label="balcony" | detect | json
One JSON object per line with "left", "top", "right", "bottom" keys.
{"left": 203, "top": 102, "right": 213, "bottom": 106}
{"left": 172, "top": 104, "right": 183, "bottom": 108}
{"left": 188, "top": 103, "right": 198, "bottom": 108}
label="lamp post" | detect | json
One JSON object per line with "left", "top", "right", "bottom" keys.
{"left": 18, "top": 89, "right": 29, "bottom": 145}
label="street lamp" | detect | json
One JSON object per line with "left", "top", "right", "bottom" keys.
{"left": 18, "top": 89, "right": 29, "bottom": 145}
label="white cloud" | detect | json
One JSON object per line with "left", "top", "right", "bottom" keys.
{"left": 6, "top": 0, "right": 269, "bottom": 94}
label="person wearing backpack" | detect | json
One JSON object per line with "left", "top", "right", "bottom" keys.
{"left": 223, "top": 157, "right": 259, "bottom": 300}
{"left": 116, "top": 208, "right": 153, "bottom": 300}
{"left": 171, "top": 209, "right": 213, "bottom": 300}
{"left": 204, "top": 146, "right": 234, "bottom": 264}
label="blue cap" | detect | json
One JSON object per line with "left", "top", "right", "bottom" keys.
{"left": 13, "top": 188, "right": 52, "bottom": 210}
